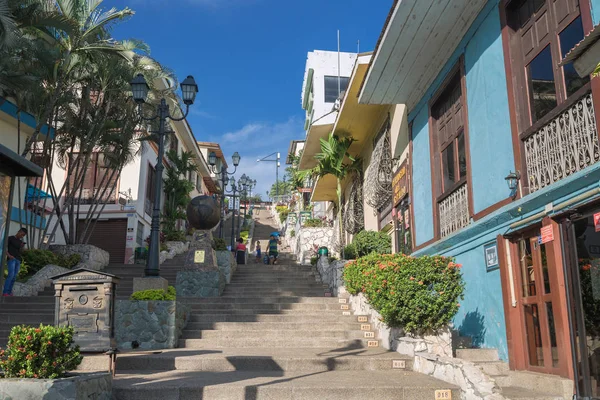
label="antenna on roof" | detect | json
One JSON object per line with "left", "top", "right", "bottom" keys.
{"left": 337, "top": 29, "right": 341, "bottom": 99}
{"left": 357, "top": 40, "right": 360, "bottom": 54}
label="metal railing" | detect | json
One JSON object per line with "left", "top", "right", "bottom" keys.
{"left": 524, "top": 92, "right": 599, "bottom": 193}
{"left": 439, "top": 183, "right": 470, "bottom": 238}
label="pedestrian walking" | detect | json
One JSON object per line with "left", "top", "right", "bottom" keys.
{"left": 3, "top": 228, "right": 27, "bottom": 297}
{"left": 268, "top": 234, "right": 281, "bottom": 265}
{"left": 255, "top": 241, "right": 262, "bottom": 263}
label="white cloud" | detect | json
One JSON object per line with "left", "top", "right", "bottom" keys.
{"left": 189, "top": 109, "right": 218, "bottom": 119}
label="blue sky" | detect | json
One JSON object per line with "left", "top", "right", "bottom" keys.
{"left": 106, "top": 0, "right": 392, "bottom": 197}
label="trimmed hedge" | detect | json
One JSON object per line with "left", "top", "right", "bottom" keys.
{"left": 352, "top": 231, "right": 391, "bottom": 257}
{"left": 130, "top": 286, "right": 176, "bottom": 301}
{"left": 343, "top": 253, "right": 464, "bottom": 334}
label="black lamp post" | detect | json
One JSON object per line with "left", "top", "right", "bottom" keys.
{"left": 130, "top": 73, "right": 198, "bottom": 278}
{"left": 225, "top": 176, "right": 245, "bottom": 250}
{"left": 208, "top": 151, "right": 240, "bottom": 238}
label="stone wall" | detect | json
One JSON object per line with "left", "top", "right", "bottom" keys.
{"left": 0, "top": 372, "right": 112, "bottom": 400}
{"left": 216, "top": 250, "right": 237, "bottom": 283}
{"left": 316, "top": 257, "right": 347, "bottom": 296}
{"left": 49, "top": 244, "right": 109, "bottom": 271}
{"left": 13, "top": 264, "right": 70, "bottom": 296}
{"left": 346, "top": 291, "right": 402, "bottom": 350}
{"left": 115, "top": 300, "right": 191, "bottom": 350}
{"left": 292, "top": 227, "right": 334, "bottom": 265}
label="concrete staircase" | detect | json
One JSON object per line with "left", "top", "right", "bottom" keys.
{"left": 455, "top": 348, "right": 574, "bottom": 399}
{"left": 108, "top": 258, "right": 460, "bottom": 399}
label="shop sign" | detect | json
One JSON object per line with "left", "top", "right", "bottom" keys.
{"left": 299, "top": 188, "right": 312, "bottom": 193}
{"left": 288, "top": 212, "right": 298, "bottom": 225}
{"left": 392, "top": 160, "right": 409, "bottom": 206}
{"left": 540, "top": 225, "right": 554, "bottom": 244}
{"left": 299, "top": 211, "right": 312, "bottom": 226}
{"left": 594, "top": 212, "right": 600, "bottom": 232}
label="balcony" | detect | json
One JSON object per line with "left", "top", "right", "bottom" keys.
{"left": 523, "top": 92, "right": 599, "bottom": 193}
{"left": 439, "top": 183, "right": 470, "bottom": 238}
{"left": 75, "top": 188, "right": 117, "bottom": 205}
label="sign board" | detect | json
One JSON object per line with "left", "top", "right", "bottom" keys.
{"left": 594, "top": 212, "right": 600, "bottom": 232}
{"left": 299, "top": 188, "right": 312, "bottom": 193}
{"left": 541, "top": 225, "right": 554, "bottom": 244}
{"left": 287, "top": 212, "right": 298, "bottom": 225}
{"left": 299, "top": 211, "right": 312, "bottom": 226}
{"left": 194, "top": 250, "right": 205, "bottom": 264}
{"left": 126, "top": 235, "right": 134, "bottom": 241}
{"left": 392, "top": 160, "right": 409, "bottom": 206}
{"left": 484, "top": 242, "right": 499, "bottom": 272}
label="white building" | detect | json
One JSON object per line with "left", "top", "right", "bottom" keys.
{"left": 46, "top": 78, "right": 212, "bottom": 264}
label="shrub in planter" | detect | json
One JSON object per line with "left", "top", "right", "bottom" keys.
{"left": 310, "top": 256, "right": 318, "bottom": 266}
{"left": 303, "top": 218, "right": 324, "bottom": 228}
{"left": 0, "top": 324, "right": 82, "bottom": 379}
{"left": 279, "top": 209, "right": 290, "bottom": 223}
{"left": 130, "top": 286, "right": 176, "bottom": 301}
{"left": 213, "top": 238, "right": 228, "bottom": 251}
{"left": 343, "top": 243, "right": 357, "bottom": 260}
{"left": 343, "top": 253, "right": 464, "bottom": 334}
{"left": 290, "top": 229, "right": 295, "bottom": 238}
{"left": 22, "top": 250, "right": 81, "bottom": 275}
{"left": 352, "top": 230, "right": 391, "bottom": 257}
{"left": 164, "top": 229, "right": 186, "bottom": 242}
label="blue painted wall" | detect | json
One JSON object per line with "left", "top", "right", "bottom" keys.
{"left": 592, "top": 0, "right": 600, "bottom": 25}
{"left": 411, "top": 106, "right": 434, "bottom": 247}
{"left": 10, "top": 207, "right": 46, "bottom": 229}
{"left": 464, "top": 6, "right": 514, "bottom": 214}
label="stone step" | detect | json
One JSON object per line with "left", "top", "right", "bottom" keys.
{"left": 477, "top": 361, "right": 510, "bottom": 376}
{"left": 184, "top": 322, "right": 369, "bottom": 331}
{"left": 493, "top": 370, "right": 573, "bottom": 399}
{"left": 180, "top": 296, "right": 339, "bottom": 304}
{"left": 187, "top": 303, "right": 348, "bottom": 311}
{"left": 181, "top": 330, "right": 376, "bottom": 340}
{"left": 186, "top": 312, "right": 354, "bottom": 323}
{"left": 0, "top": 296, "right": 55, "bottom": 304}
{"left": 499, "top": 386, "right": 566, "bottom": 400}
{"left": 0, "top": 313, "right": 54, "bottom": 323}
{"left": 455, "top": 348, "right": 499, "bottom": 362}
{"left": 0, "top": 304, "right": 55, "bottom": 311}
{"left": 178, "top": 338, "right": 380, "bottom": 349}
{"left": 189, "top": 310, "right": 351, "bottom": 319}
{"left": 80, "top": 348, "right": 411, "bottom": 373}
{"left": 112, "top": 370, "right": 459, "bottom": 400}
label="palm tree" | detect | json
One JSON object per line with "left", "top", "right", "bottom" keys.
{"left": 162, "top": 150, "right": 197, "bottom": 239}
{"left": 312, "top": 132, "right": 361, "bottom": 256}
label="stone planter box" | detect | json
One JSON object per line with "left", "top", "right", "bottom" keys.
{"left": 13, "top": 264, "right": 70, "bottom": 297}
{"left": 0, "top": 372, "right": 111, "bottom": 400}
{"left": 216, "top": 250, "right": 237, "bottom": 283}
{"left": 115, "top": 300, "right": 191, "bottom": 350}
{"left": 316, "top": 257, "right": 347, "bottom": 296}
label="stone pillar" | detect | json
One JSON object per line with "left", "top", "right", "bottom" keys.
{"left": 176, "top": 230, "right": 225, "bottom": 297}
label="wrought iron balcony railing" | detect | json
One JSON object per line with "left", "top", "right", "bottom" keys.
{"left": 439, "top": 183, "right": 470, "bottom": 238}
{"left": 523, "top": 92, "right": 599, "bottom": 193}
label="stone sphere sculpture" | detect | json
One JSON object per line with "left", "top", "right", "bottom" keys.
{"left": 186, "top": 195, "right": 220, "bottom": 230}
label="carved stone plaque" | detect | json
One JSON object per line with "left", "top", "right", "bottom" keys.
{"left": 92, "top": 296, "right": 103, "bottom": 309}
{"left": 64, "top": 298, "right": 74, "bottom": 310}
{"left": 68, "top": 314, "right": 98, "bottom": 333}
{"left": 357, "top": 316, "right": 368, "bottom": 323}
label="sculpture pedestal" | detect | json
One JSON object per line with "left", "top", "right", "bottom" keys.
{"left": 176, "top": 230, "right": 225, "bottom": 297}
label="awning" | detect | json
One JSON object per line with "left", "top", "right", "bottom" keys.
{"left": 298, "top": 123, "right": 334, "bottom": 170}
{"left": 359, "top": 0, "right": 488, "bottom": 108}
{"left": 0, "top": 143, "right": 43, "bottom": 177}
{"left": 561, "top": 23, "right": 600, "bottom": 77}
{"left": 25, "top": 183, "right": 51, "bottom": 202}
{"left": 311, "top": 174, "right": 338, "bottom": 202}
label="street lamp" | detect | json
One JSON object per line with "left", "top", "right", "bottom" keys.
{"left": 208, "top": 151, "right": 241, "bottom": 238}
{"left": 224, "top": 177, "right": 245, "bottom": 250}
{"left": 257, "top": 152, "right": 281, "bottom": 202}
{"left": 130, "top": 73, "right": 198, "bottom": 278}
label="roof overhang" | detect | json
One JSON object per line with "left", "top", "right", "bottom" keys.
{"left": 197, "top": 141, "right": 228, "bottom": 169}
{"left": 333, "top": 55, "right": 388, "bottom": 156}
{"left": 359, "top": 0, "right": 487, "bottom": 108}
{"left": 0, "top": 143, "right": 43, "bottom": 177}
{"left": 311, "top": 174, "right": 338, "bottom": 202}
{"left": 203, "top": 176, "right": 219, "bottom": 194}
{"left": 562, "top": 24, "right": 600, "bottom": 77}
{"left": 298, "top": 123, "right": 334, "bottom": 170}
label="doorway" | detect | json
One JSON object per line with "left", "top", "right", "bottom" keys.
{"left": 561, "top": 213, "right": 600, "bottom": 399}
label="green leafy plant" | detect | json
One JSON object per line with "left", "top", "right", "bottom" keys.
{"left": 21, "top": 250, "right": 81, "bottom": 275}
{"left": 240, "top": 230, "right": 249, "bottom": 242}
{"left": 164, "top": 230, "right": 186, "bottom": 242}
{"left": 343, "top": 253, "right": 464, "bottom": 334}
{"left": 213, "top": 238, "right": 228, "bottom": 251}
{"left": 0, "top": 324, "right": 82, "bottom": 379}
{"left": 279, "top": 209, "right": 290, "bottom": 223}
{"left": 55, "top": 254, "right": 81, "bottom": 269}
{"left": 353, "top": 231, "right": 392, "bottom": 257}
{"left": 579, "top": 259, "right": 600, "bottom": 337}
{"left": 343, "top": 243, "right": 357, "bottom": 260}
{"left": 310, "top": 256, "right": 318, "bottom": 266}
{"left": 290, "top": 229, "right": 296, "bottom": 238}
{"left": 303, "top": 218, "right": 325, "bottom": 228}
{"left": 160, "top": 244, "right": 169, "bottom": 252}
{"left": 130, "top": 286, "right": 176, "bottom": 301}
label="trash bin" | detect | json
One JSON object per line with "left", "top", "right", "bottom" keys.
{"left": 318, "top": 247, "right": 329, "bottom": 257}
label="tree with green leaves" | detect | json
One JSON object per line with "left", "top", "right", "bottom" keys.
{"left": 162, "top": 150, "right": 197, "bottom": 241}
{"left": 312, "top": 132, "right": 361, "bottom": 255}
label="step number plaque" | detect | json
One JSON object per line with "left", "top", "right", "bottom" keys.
{"left": 435, "top": 389, "right": 452, "bottom": 399}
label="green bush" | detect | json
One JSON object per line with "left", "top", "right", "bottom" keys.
{"left": 213, "top": 238, "right": 228, "bottom": 251}
{"left": 0, "top": 324, "right": 82, "bottom": 379}
{"left": 303, "top": 218, "right": 324, "bottom": 228}
{"left": 343, "top": 243, "right": 357, "bottom": 260}
{"left": 353, "top": 231, "right": 392, "bottom": 257}
{"left": 290, "top": 229, "right": 295, "bottom": 238}
{"left": 160, "top": 244, "right": 169, "bottom": 252}
{"left": 22, "top": 250, "right": 81, "bottom": 275}
{"left": 164, "top": 230, "right": 186, "bottom": 242}
{"left": 130, "top": 286, "right": 176, "bottom": 301}
{"left": 310, "top": 256, "right": 318, "bottom": 266}
{"left": 240, "top": 230, "right": 249, "bottom": 242}
{"left": 343, "top": 253, "right": 464, "bottom": 334}
{"left": 279, "top": 209, "right": 290, "bottom": 223}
